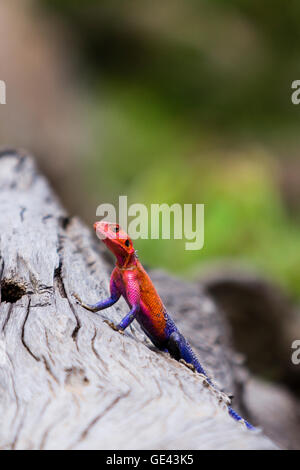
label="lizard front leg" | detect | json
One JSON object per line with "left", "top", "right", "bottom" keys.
{"left": 73, "top": 293, "right": 120, "bottom": 313}
{"left": 118, "top": 304, "right": 140, "bottom": 329}
{"left": 73, "top": 275, "right": 120, "bottom": 313}
{"left": 104, "top": 304, "right": 139, "bottom": 334}
{"left": 105, "top": 271, "right": 140, "bottom": 334}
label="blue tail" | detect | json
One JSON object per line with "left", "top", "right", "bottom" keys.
{"left": 168, "top": 330, "right": 255, "bottom": 430}
{"left": 228, "top": 406, "right": 255, "bottom": 430}
{"left": 193, "top": 355, "right": 255, "bottom": 430}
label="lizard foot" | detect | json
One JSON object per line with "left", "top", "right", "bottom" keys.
{"left": 179, "top": 359, "right": 196, "bottom": 373}
{"left": 103, "top": 320, "right": 125, "bottom": 335}
{"left": 72, "top": 293, "right": 83, "bottom": 305}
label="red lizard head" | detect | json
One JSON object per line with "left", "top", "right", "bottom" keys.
{"left": 94, "top": 221, "right": 135, "bottom": 266}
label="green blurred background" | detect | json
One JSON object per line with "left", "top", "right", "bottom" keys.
{"left": 2, "top": 0, "right": 300, "bottom": 298}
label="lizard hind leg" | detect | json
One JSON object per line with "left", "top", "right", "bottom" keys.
{"left": 167, "top": 331, "right": 183, "bottom": 361}
{"left": 167, "top": 331, "right": 210, "bottom": 378}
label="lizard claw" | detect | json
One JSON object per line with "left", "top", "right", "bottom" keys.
{"left": 103, "top": 319, "right": 125, "bottom": 335}
{"left": 72, "top": 293, "right": 83, "bottom": 305}
{"left": 179, "top": 358, "right": 196, "bottom": 373}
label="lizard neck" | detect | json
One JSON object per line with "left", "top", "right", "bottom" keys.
{"left": 115, "top": 252, "right": 138, "bottom": 270}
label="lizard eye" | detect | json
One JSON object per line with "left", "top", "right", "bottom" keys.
{"left": 112, "top": 225, "right": 120, "bottom": 233}
{"left": 125, "top": 239, "right": 130, "bottom": 247}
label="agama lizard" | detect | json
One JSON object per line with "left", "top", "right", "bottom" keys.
{"left": 74, "top": 221, "right": 254, "bottom": 430}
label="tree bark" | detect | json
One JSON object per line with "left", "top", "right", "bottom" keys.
{"left": 0, "top": 149, "right": 277, "bottom": 450}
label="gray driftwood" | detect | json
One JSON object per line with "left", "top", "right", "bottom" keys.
{"left": 0, "top": 150, "right": 277, "bottom": 450}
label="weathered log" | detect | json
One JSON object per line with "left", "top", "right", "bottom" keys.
{"left": 0, "top": 150, "right": 277, "bottom": 450}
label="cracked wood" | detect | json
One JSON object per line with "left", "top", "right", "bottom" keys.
{"left": 0, "top": 150, "right": 277, "bottom": 450}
